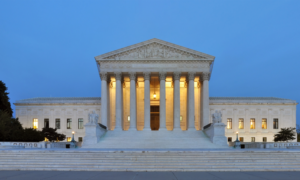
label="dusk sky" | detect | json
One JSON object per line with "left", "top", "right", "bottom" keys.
{"left": 1, "top": 1, "right": 300, "bottom": 124}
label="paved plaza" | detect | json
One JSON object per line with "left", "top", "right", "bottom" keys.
{"left": 1, "top": 171, "right": 300, "bottom": 180}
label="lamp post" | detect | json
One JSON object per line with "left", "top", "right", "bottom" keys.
{"left": 70, "top": 131, "right": 76, "bottom": 148}
{"left": 234, "top": 131, "right": 241, "bottom": 149}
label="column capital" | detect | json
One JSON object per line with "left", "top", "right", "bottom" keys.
{"left": 115, "top": 72, "right": 122, "bottom": 81}
{"left": 173, "top": 72, "right": 181, "bottom": 80}
{"left": 188, "top": 72, "right": 196, "bottom": 80}
{"left": 129, "top": 72, "right": 136, "bottom": 80}
{"left": 159, "top": 72, "right": 167, "bottom": 80}
{"left": 99, "top": 72, "right": 107, "bottom": 81}
{"left": 201, "top": 72, "right": 210, "bottom": 81}
{"left": 143, "top": 72, "right": 150, "bottom": 80}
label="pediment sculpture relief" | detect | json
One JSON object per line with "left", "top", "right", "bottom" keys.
{"left": 103, "top": 43, "right": 206, "bottom": 60}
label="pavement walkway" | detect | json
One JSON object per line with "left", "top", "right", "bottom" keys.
{"left": 1, "top": 171, "right": 300, "bottom": 180}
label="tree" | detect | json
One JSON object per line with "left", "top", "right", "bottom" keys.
{"left": 296, "top": 125, "right": 300, "bottom": 142}
{"left": 274, "top": 127, "right": 296, "bottom": 142}
{"left": 0, "top": 81, "right": 13, "bottom": 117}
{"left": 41, "top": 127, "right": 66, "bottom": 142}
{"left": 0, "top": 111, "right": 23, "bottom": 141}
{"left": 22, "top": 128, "right": 44, "bottom": 142}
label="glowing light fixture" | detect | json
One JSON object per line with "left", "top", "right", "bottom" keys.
{"left": 153, "top": 92, "right": 156, "bottom": 99}
{"left": 72, "top": 131, "right": 75, "bottom": 134}
{"left": 128, "top": 116, "right": 130, "bottom": 122}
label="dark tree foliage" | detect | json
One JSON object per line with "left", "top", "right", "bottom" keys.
{"left": 41, "top": 127, "right": 66, "bottom": 142}
{"left": 0, "top": 111, "right": 44, "bottom": 142}
{"left": 274, "top": 127, "right": 296, "bottom": 142}
{"left": 22, "top": 128, "right": 44, "bottom": 142}
{"left": 0, "top": 81, "right": 13, "bottom": 117}
{"left": 0, "top": 111, "right": 23, "bottom": 141}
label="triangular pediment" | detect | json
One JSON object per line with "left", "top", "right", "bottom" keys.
{"left": 95, "top": 38, "right": 215, "bottom": 61}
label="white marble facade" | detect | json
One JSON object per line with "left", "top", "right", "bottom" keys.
{"left": 14, "top": 39, "right": 298, "bottom": 143}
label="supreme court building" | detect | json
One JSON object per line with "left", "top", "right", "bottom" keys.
{"left": 15, "top": 39, "right": 297, "bottom": 148}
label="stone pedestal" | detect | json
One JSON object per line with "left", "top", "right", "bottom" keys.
{"left": 203, "top": 123, "right": 228, "bottom": 146}
{"left": 82, "top": 123, "right": 106, "bottom": 147}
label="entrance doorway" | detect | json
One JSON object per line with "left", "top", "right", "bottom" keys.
{"left": 150, "top": 106, "right": 160, "bottom": 130}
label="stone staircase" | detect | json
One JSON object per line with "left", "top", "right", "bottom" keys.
{"left": 1, "top": 149, "right": 300, "bottom": 171}
{"left": 82, "top": 130, "right": 227, "bottom": 149}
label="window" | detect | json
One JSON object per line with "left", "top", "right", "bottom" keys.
{"left": 78, "top": 137, "right": 83, "bottom": 142}
{"left": 228, "top": 137, "right": 232, "bottom": 142}
{"left": 78, "top": 118, "right": 84, "bottom": 129}
{"left": 239, "top": 137, "right": 244, "bottom": 142}
{"left": 55, "top": 119, "right": 60, "bottom": 129}
{"left": 250, "top": 118, "right": 255, "bottom": 129}
{"left": 33, "top": 119, "right": 38, "bottom": 129}
{"left": 251, "top": 137, "right": 255, "bottom": 142}
{"left": 273, "top": 119, "right": 279, "bottom": 129}
{"left": 44, "top": 119, "right": 49, "bottom": 128}
{"left": 263, "top": 137, "right": 267, "bottom": 142}
{"left": 67, "top": 137, "right": 71, "bottom": 142}
{"left": 239, "top": 118, "right": 244, "bottom": 129}
{"left": 67, "top": 118, "right": 72, "bottom": 129}
{"left": 262, "top": 118, "right": 267, "bottom": 129}
{"left": 227, "top": 118, "right": 232, "bottom": 129}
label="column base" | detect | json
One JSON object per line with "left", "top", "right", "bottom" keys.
{"left": 143, "top": 128, "right": 151, "bottom": 131}
{"left": 128, "top": 127, "right": 137, "bottom": 131}
{"left": 172, "top": 127, "right": 182, "bottom": 131}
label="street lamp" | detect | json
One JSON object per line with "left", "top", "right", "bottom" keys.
{"left": 234, "top": 131, "right": 241, "bottom": 149}
{"left": 70, "top": 131, "right": 76, "bottom": 148}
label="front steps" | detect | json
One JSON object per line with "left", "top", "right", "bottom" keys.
{"left": 1, "top": 149, "right": 300, "bottom": 171}
{"left": 82, "top": 130, "right": 227, "bottom": 149}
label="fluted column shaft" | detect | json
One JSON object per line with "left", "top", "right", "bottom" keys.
{"left": 159, "top": 72, "right": 166, "bottom": 130}
{"left": 129, "top": 72, "right": 137, "bottom": 130}
{"left": 115, "top": 72, "right": 122, "bottom": 130}
{"left": 201, "top": 72, "right": 210, "bottom": 130}
{"left": 188, "top": 72, "right": 195, "bottom": 130}
{"left": 100, "top": 72, "right": 108, "bottom": 127}
{"left": 173, "top": 72, "right": 181, "bottom": 130}
{"left": 144, "top": 72, "right": 151, "bottom": 130}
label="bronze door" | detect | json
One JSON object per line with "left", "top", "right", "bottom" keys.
{"left": 150, "top": 106, "right": 160, "bottom": 130}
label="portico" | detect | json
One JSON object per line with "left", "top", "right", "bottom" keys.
{"left": 96, "top": 38, "right": 215, "bottom": 132}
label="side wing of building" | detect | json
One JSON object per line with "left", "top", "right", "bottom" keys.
{"left": 210, "top": 97, "right": 298, "bottom": 142}
{"left": 14, "top": 97, "right": 101, "bottom": 142}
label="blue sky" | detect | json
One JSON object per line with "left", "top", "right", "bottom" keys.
{"left": 1, "top": 0, "right": 300, "bottom": 123}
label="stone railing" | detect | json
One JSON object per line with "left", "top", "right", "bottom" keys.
{"left": 0, "top": 142, "right": 46, "bottom": 148}
{"left": 229, "top": 142, "right": 300, "bottom": 149}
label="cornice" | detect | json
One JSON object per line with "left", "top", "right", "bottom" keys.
{"left": 97, "top": 60, "right": 213, "bottom": 64}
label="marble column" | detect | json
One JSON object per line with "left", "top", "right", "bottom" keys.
{"left": 129, "top": 72, "right": 137, "bottom": 130}
{"left": 188, "top": 72, "right": 195, "bottom": 130}
{"left": 159, "top": 72, "right": 166, "bottom": 130}
{"left": 100, "top": 72, "right": 108, "bottom": 127}
{"left": 201, "top": 72, "right": 210, "bottom": 130}
{"left": 115, "top": 72, "right": 122, "bottom": 130}
{"left": 173, "top": 72, "right": 181, "bottom": 130}
{"left": 143, "top": 72, "right": 151, "bottom": 130}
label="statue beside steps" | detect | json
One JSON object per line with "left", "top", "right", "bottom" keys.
{"left": 203, "top": 110, "right": 228, "bottom": 147}
{"left": 82, "top": 111, "right": 106, "bottom": 147}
